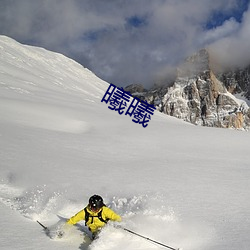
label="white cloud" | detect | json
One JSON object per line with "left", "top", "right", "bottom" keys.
{"left": 200, "top": 18, "right": 240, "bottom": 45}
{"left": 209, "top": 5, "right": 250, "bottom": 68}
{"left": 0, "top": 0, "right": 249, "bottom": 87}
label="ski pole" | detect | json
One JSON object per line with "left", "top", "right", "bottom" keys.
{"left": 122, "top": 227, "right": 180, "bottom": 250}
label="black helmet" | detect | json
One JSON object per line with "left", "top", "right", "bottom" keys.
{"left": 89, "top": 195, "right": 104, "bottom": 210}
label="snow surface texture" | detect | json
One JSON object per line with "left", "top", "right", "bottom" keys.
{"left": 0, "top": 35, "right": 250, "bottom": 250}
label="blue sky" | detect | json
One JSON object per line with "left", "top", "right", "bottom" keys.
{"left": 0, "top": 0, "right": 249, "bottom": 87}
{"left": 206, "top": 0, "right": 249, "bottom": 28}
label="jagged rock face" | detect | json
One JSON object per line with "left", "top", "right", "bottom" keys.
{"left": 217, "top": 66, "right": 250, "bottom": 99}
{"left": 128, "top": 49, "right": 250, "bottom": 130}
{"left": 161, "top": 74, "right": 249, "bottom": 128}
{"left": 161, "top": 50, "right": 250, "bottom": 129}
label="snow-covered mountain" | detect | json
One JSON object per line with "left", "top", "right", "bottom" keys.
{"left": 126, "top": 49, "right": 250, "bottom": 130}
{"left": 0, "top": 36, "right": 250, "bottom": 250}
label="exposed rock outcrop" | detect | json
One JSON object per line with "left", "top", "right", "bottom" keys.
{"left": 127, "top": 49, "right": 250, "bottom": 130}
{"left": 217, "top": 66, "right": 250, "bottom": 99}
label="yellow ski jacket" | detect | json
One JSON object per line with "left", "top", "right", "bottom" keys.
{"left": 67, "top": 206, "right": 121, "bottom": 233}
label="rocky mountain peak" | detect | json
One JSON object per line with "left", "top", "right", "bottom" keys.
{"left": 126, "top": 49, "right": 250, "bottom": 130}
{"left": 177, "top": 49, "right": 210, "bottom": 78}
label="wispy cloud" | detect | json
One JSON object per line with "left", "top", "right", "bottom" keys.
{"left": 209, "top": 5, "right": 250, "bottom": 69}
{"left": 0, "top": 0, "right": 249, "bottom": 87}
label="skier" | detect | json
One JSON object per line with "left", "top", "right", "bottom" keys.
{"left": 66, "top": 194, "right": 121, "bottom": 239}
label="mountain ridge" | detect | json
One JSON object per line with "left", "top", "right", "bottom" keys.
{"left": 126, "top": 49, "right": 250, "bottom": 130}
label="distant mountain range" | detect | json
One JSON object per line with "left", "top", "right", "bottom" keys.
{"left": 125, "top": 49, "right": 250, "bottom": 130}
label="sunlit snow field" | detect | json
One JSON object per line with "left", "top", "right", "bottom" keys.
{"left": 0, "top": 36, "right": 249, "bottom": 250}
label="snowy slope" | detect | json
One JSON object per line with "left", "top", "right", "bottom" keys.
{"left": 0, "top": 36, "right": 250, "bottom": 250}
